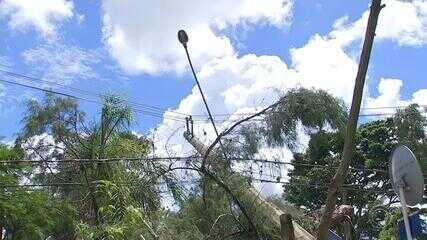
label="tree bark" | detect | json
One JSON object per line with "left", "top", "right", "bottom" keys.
{"left": 316, "top": 1, "right": 383, "bottom": 239}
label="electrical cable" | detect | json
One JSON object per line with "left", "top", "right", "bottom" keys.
{"left": 0, "top": 78, "right": 187, "bottom": 122}
{"left": 0, "top": 69, "right": 190, "bottom": 117}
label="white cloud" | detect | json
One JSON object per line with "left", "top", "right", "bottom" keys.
{"left": 152, "top": 0, "right": 427, "bottom": 157}
{"left": 150, "top": 0, "right": 427, "bottom": 197}
{"left": 101, "top": 0, "right": 293, "bottom": 75}
{"left": 412, "top": 89, "right": 427, "bottom": 106}
{"left": 330, "top": 0, "right": 427, "bottom": 47}
{"left": 367, "top": 78, "right": 405, "bottom": 106}
{"left": 152, "top": 11, "right": 361, "bottom": 159}
{"left": 153, "top": 0, "right": 427, "bottom": 150}
{"left": 378, "top": 0, "right": 427, "bottom": 45}
{"left": 0, "top": 0, "right": 74, "bottom": 39}
{"left": 366, "top": 78, "right": 427, "bottom": 115}
{"left": 22, "top": 43, "right": 101, "bottom": 85}
{"left": 290, "top": 34, "right": 358, "bottom": 103}
{"left": 153, "top": 54, "right": 296, "bottom": 157}
{"left": 22, "top": 133, "right": 57, "bottom": 160}
{"left": 0, "top": 87, "right": 21, "bottom": 119}
{"left": 0, "top": 84, "right": 6, "bottom": 106}
{"left": 153, "top": 46, "right": 357, "bottom": 159}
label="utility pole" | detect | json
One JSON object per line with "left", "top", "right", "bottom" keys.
{"left": 183, "top": 132, "right": 315, "bottom": 240}
{"left": 317, "top": 1, "right": 384, "bottom": 239}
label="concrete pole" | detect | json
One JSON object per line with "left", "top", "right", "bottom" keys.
{"left": 183, "top": 132, "right": 314, "bottom": 240}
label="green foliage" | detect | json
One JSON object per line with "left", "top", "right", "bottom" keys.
{"left": 11, "top": 93, "right": 164, "bottom": 238}
{"left": 283, "top": 104, "right": 427, "bottom": 239}
{"left": 378, "top": 208, "right": 400, "bottom": 240}
{"left": 0, "top": 144, "right": 77, "bottom": 239}
{"left": 264, "top": 88, "right": 347, "bottom": 150}
{"left": 106, "top": 132, "right": 150, "bottom": 158}
{"left": 165, "top": 174, "right": 282, "bottom": 240}
{"left": 0, "top": 143, "right": 26, "bottom": 177}
{"left": 75, "top": 180, "right": 161, "bottom": 240}
{"left": 21, "top": 93, "right": 83, "bottom": 140}
{"left": 5, "top": 90, "right": 425, "bottom": 239}
{"left": 231, "top": 88, "right": 348, "bottom": 158}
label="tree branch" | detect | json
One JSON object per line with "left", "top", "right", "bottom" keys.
{"left": 203, "top": 99, "right": 283, "bottom": 165}
{"left": 162, "top": 165, "right": 257, "bottom": 237}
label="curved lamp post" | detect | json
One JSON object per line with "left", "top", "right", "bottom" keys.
{"left": 178, "top": 30, "right": 228, "bottom": 162}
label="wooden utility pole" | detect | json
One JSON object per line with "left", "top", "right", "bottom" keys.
{"left": 317, "top": 1, "right": 384, "bottom": 239}
{"left": 184, "top": 132, "right": 314, "bottom": 240}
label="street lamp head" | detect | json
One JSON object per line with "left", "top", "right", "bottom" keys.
{"left": 178, "top": 30, "right": 188, "bottom": 47}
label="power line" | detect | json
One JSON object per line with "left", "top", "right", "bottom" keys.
{"left": 0, "top": 156, "right": 199, "bottom": 164}
{"left": 2, "top": 70, "right": 424, "bottom": 124}
{"left": 0, "top": 78, "right": 95, "bottom": 102}
{"left": 229, "top": 158, "right": 390, "bottom": 174}
{"left": 0, "top": 69, "right": 190, "bottom": 117}
{"left": 0, "top": 177, "right": 399, "bottom": 194}
{"left": 189, "top": 105, "right": 427, "bottom": 119}
{"left": 3, "top": 154, "right": 427, "bottom": 180}
{"left": 0, "top": 69, "right": 191, "bottom": 122}
{"left": 280, "top": 181, "right": 395, "bottom": 194}
{"left": 0, "top": 77, "right": 187, "bottom": 123}
{"left": 0, "top": 158, "right": 421, "bottom": 193}
{"left": 0, "top": 180, "right": 201, "bottom": 189}
{"left": 1, "top": 156, "right": 410, "bottom": 176}
{"left": 190, "top": 110, "right": 427, "bottom": 124}
{"left": 3, "top": 69, "right": 426, "bottom": 125}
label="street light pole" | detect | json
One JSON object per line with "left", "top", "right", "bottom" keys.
{"left": 178, "top": 30, "right": 229, "bottom": 162}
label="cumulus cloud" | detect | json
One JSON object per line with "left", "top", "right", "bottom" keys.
{"left": 154, "top": 54, "right": 293, "bottom": 156}
{"left": 290, "top": 35, "right": 358, "bottom": 103}
{"left": 144, "top": 0, "right": 427, "bottom": 196}
{"left": 153, "top": 0, "right": 427, "bottom": 158}
{"left": 412, "top": 89, "right": 427, "bottom": 106}
{"left": 0, "top": 0, "right": 74, "bottom": 39}
{"left": 154, "top": 47, "right": 356, "bottom": 160}
{"left": 366, "top": 79, "right": 405, "bottom": 111}
{"left": 366, "top": 78, "right": 427, "bottom": 115}
{"left": 330, "top": 0, "right": 427, "bottom": 46}
{"left": 22, "top": 43, "right": 101, "bottom": 85}
{"left": 152, "top": 14, "right": 364, "bottom": 158}
{"left": 101, "top": 0, "right": 293, "bottom": 75}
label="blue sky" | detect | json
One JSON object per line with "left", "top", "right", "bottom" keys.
{"left": 0, "top": 0, "right": 426, "bottom": 155}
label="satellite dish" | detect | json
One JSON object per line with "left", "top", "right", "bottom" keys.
{"left": 390, "top": 145, "right": 424, "bottom": 240}
{"left": 389, "top": 145, "right": 424, "bottom": 206}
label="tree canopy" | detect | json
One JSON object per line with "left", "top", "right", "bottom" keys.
{"left": 283, "top": 104, "right": 427, "bottom": 239}
{"left": 0, "top": 89, "right": 425, "bottom": 239}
